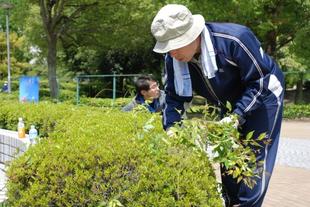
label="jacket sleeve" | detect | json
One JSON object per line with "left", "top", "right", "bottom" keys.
{"left": 121, "top": 98, "right": 137, "bottom": 112}
{"left": 162, "top": 55, "right": 192, "bottom": 130}
{"left": 163, "top": 94, "right": 185, "bottom": 130}
{"left": 230, "top": 28, "right": 272, "bottom": 118}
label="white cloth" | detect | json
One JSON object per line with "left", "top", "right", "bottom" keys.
{"left": 200, "top": 27, "right": 218, "bottom": 78}
{"left": 173, "top": 27, "right": 218, "bottom": 97}
{"left": 172, "top": 59, "right": 192, "bottom": 97}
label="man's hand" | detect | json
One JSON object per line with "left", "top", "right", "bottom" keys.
{"left": 166, "top": 128, "right": 176, "bottom": 137}
{"left": 219, "top": 115, "right": 239, "bottom": 128}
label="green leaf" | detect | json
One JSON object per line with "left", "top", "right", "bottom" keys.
{"left": 257, "top": 132, "right": 266, "bottom": 141}
{"left": 226, "top": 101, "right": 232, "bottom": 112}
{"left": 246, "top": 131, "right": 255, "bottom": 140}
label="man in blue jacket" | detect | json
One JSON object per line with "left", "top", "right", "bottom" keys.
{"left": 122, "top": 75, "right": 165, "bottom": 113}
{"left": 1, "top": 81, "right": 8, "bottom": 92}
{"left": 151, "top": 4, "right": 284, "bottom": 207}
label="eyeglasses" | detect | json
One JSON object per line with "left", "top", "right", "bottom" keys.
{"left": 149, "top": 82, "right": 160, "bottom": 90}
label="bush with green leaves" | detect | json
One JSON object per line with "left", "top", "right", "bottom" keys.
{"left": 3, "top": 101, "right": 223, "bottom": 206}
{"left": 0, "top": 100, "right": 75, "bottom": 137}
{"left": 171, "top": 104, "right": 265, "bottom": 188}
{"left": 188, "top": 103, "right": 310, "bottom": 120}
{"left": 2, "top": 99, "right": 268, "bottom": 206}
{"left": 78, "top": 97, "right": 131, "bottom": 108}
{"left": 283, "top": 104, "right": 310, "bottom": 119}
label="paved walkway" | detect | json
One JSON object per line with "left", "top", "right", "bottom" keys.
{"left": 276, "top": 137, "right": 310, "bottom": 169}
{"left": 263, "top": 120, "right": 310, "bottom": 207}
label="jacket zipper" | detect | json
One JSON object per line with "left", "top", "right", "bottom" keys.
{"left": 189, "top": 62, "right": 224, "bottom": 107}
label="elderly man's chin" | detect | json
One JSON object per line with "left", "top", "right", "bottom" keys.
{"left": 176, "top": 57, "right": 189, "bottom": 62}
{"left": 179, "top": 56, "right": 194, "bottom": 62}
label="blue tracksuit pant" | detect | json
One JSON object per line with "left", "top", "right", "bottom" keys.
{"left": 221, "top": 92, "right": 284, "bottom": 207}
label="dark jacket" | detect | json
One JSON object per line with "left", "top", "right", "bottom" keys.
{"left": 163, "top": 22, "right": 284, "bottom": 130}
{"left": 1, "top": 83, "right": 8, "bottom": 92}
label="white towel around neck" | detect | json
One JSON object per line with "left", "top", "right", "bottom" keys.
{"left": 173, "top": 27, "right": 218, "bottom": 97}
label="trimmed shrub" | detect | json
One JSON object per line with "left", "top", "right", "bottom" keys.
{"left": 0, "top": 100, "right": 74, "bottom": 137}
{"left": 2, "top": 101, "right": 222, "bottom": 206}
{"left": 283, "top": 104, "right": 310, "bottom": 119}
{"left": 78, "top": 97, "right": 131, "bottom": 108}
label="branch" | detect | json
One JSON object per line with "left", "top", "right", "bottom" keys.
{"left": 56, "top": 2, "right": 99, "bottom": 37}
{"left": 68, "top": 2, "right": 99, "bottom": 20}
{"left": 39, "top": 0, "right": 51, "bottom": 37}
{"left": 52, "top": 0, "right": 65, "bottom": 29}
{"left": 67, "top": 1, "right": 124, "bottom": 8}
{"left": 39, "top": 0, "right": 48, "bottom": 25}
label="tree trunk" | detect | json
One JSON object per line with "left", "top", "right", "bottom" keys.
{"left": 295, "top": 72, "right": 304, "bottom": 104}
{"left": 38, "top": 0, "right": 98, "bottom": 99}
{"left": 265, "top": 30, "right": 277, "bottom": 58}
{"left": 47, "top": 35, "right": 58, "bottom": 99}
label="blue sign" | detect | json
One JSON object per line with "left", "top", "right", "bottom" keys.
{"left": 19, "top": 76, "right": 40, "bottom": 103}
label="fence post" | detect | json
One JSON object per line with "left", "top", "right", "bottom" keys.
{"left": 76, "top": 77, "right": 80, "bottom": 105}
{"left": 112, "top": 72, "right": 116, "bottom": 106}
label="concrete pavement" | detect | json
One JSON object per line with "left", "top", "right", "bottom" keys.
{"left": 263, "top": 120, "right": 310, "bottom": 207}
{"left": 264, "top": 166, "right": 310, "bottom": 207}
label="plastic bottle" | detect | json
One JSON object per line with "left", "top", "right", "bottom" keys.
{"left": 18, "top": 117, "right": 25, "bottom": 138}
{"left": 29, "top": 125, "right": 38, "bottom": 144}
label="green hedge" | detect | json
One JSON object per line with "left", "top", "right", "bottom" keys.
{"left": 2, "top": 91, "right": 310, "bottom": 120}
{"left": 0, "top": 90, "right": 131, "bottom": 108}
{"left": 0, "top": 101, "right": 73, "bottom": 137}
{"left": 187, "top": 103, "right": 310, "bottom": 120}
{"left": 78, "top": 97, "right": 131, "bottom": 108}
{"left": 2, "top": 101, "right": 222, "bottom": 206}
{"left": 283, "top": 104, "right": 310, "bottom": 119}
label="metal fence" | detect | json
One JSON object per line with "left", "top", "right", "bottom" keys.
{"left": 75, "top": 73, "right": 144, "bottom": 105}
{"left": 75, "top": 71, "right": 310, "bottom": 105}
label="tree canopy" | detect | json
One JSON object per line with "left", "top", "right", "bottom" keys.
{"left": 0, "top": 0, "right": 309, "bottom": 97}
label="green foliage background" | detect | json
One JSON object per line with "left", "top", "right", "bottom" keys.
{"left": 283, "top": 104, "right": 310, "bottom": 119}
{"left": 1, "top": 0, "right": 309, "bottom": 80}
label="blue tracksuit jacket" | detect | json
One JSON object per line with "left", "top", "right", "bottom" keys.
{"left": 163, "top": 22, "right": 284, "bottom": 207}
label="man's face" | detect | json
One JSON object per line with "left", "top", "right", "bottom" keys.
{"left": 169, "top": 37, "right": 200, "bottom": 62}
{"left": 141, "top": 81, "right": 160, "bottom": 100}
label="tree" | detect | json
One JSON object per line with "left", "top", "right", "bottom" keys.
{"left": 12, "top": 0, "right": 98, "bottom": 99}
{"left": 38, "top": 0, "right": 99, "bottom": 99}
{"left": 55, "top": 0, "right": 165, "bottom": 83}
{"left": 7, "top": 0, "right": 310, "bottom": 99}
{"left": 190, "top": 0, "right": 310, "bottom": 58}
{"left": 0, "top": 31, "right": 31, "bottom": 80}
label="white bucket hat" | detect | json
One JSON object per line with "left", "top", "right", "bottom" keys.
{"left": 151, "top": 4, "right": 205, "bottom": 53}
